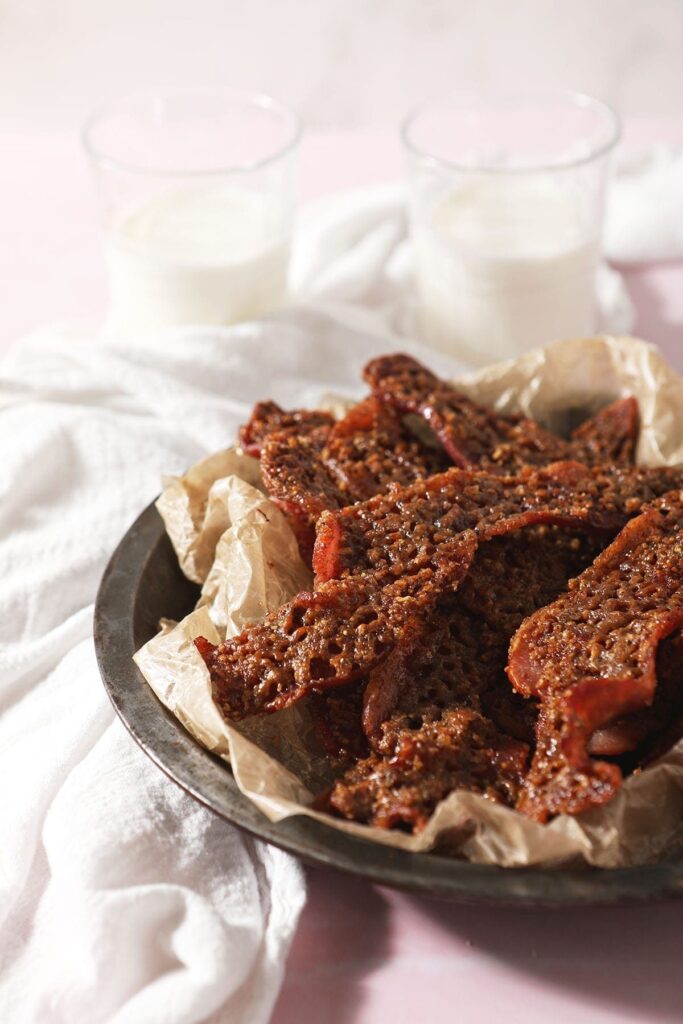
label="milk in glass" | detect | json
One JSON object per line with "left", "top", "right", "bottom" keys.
{"left": 413, "top": 176, "right": 598, "bottom": 365}
{"left": 105, "top": 185, "right": 289, "bottom": 330}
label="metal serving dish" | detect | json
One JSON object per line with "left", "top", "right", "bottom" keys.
{"left": 94, "top": 501, "right": 683, "bottom": 906}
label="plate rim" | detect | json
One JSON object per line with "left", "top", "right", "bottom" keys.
{"left": 93, "top": 499, "right": 683, "bottom": 907}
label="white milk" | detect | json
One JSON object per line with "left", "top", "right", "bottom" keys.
{"left": 413, "top": 177, "right": 598, "bottom": 365}
{"left": 105, "top": 186, "right": 289, "bottom": 331}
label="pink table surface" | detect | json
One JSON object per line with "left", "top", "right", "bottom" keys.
{"left": 3, "top": 121, "right": 683, "bottom": 1024}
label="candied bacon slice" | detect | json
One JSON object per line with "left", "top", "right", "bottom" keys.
{"left": 363, "top": 354, "right": 639, "bottom": 471}
{"left": 239, "top": 400, "right": 334, "bottom": 457}
{"left": 308, "top": 681, "right": 368, "bottom": 763}
{"left": 323, "top": 396, "right": 449, "bottom": 502}
{"left": 316, "top": 528, "right": 608, "bottom": 834}
{"left": 586, "top": 632, "right": 683, "bottom": 757}
{"left": 313, "top": 461, "right": 683, "bottom": 583}
{"left": 364, "top": 352, "right": 526, "bottom": 468}
{"left": 362, "top": 528, "right": 603, "bottom": 743}
{"left": 317, "top": 707, "right": 529, "bottom": 832}
{"left": 508, "top": 498, "right": 683, "bottom": 822}
{"left": 260, "top": 396, "right": 451, "bottom": 560}
{"left": 195, "top": 534, "right": 478, "bottom": 720}
{"left": 198, "top": 479, "right": 613, "bottom": 733}
{"left": 260, "top": 426, "right": 345, "bottom": 560}
{"left": 570, "top": 396, "right": 639, "bottom": 467}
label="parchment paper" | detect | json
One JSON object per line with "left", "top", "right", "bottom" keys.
{"left": 135, "top": 335, "right": 683, "bottom": 868}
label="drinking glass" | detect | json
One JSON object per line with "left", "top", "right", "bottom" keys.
{"left": 83, "top": 88, "right": 300, "bottom": 332}
{"left": 402, "top": 92, "right": 620, "bottom": 365}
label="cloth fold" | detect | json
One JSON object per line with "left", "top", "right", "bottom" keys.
{"left": 0, "top": 324, "right": 320, "bottom": 1024}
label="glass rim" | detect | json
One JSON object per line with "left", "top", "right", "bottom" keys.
{"left": 401, "top": 90, "right": 621, "bottom": 174}
{"left": 81, "top": 86, "right": 302, "bottom": 177}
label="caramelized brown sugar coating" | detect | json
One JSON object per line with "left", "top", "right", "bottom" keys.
{"left": 308, "top": 681, "right": 369, "bottom": 764}
{"left": 260, "top": 426, "right": 345, "bottom": 560}
{"left": 319, "top": 708, "right": 529, "bottom": 833}
{"left": 239, "top": 400, "right": 335, "bottom": 457}
{"left": 363, "top": 354, "right": 639, "bottom": 472}
{"left": 323, "top": 396, "right": 449, "bottom": 502}
{"left": 570, "top": 396, "right": 639, "bottom": 467}
{"left": 312, "top": 461, "right": 683, "bottom": 584}
{"left": 361, "top": 527, "right": 605, "bottom": 743}
{"left": 259, "top": 397, "right": 450, "bottom": 561}
{"left": 508, "top": 498, "right": 683, "bottom": 821}
{"left": 195, "top": 533, "right": 478, "bottom": 720}
{"left": 313, "top": 526, "right": 604, "bottom": 835}
{"left": 588, "top": 631, "right": 683, "bottom": 758}
{"left": 200, "top": 459, "right": 633, "bottom": 726}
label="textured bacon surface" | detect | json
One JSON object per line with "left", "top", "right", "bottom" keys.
{"left": 312, "top": 461, "right": 683, "bottom": 583}
{"left": 317, "top": 528, "right": 601, "bottom": 833}
{"left": 570, "top": 396, "right": 639, "bottom": 467}
{"left": 260, "top": 426, "right": 344, "bottom": 560}
{"left": 259, "top": 397, "right": 450, "bottom": 559}
{"left": 588, "top": 632, "right": 683, "bottom": 758}
{"left": 508, "top": 499, "right": 683, "bottom": 821}
{"left": 206, "top": 353, "right": 683, "bottom": 836}
{"left": 363, "top": 354, "right": 639, "bottom": 472}
{"left": 195, "top": 534, "right": 478, "bottom": 720}
{"left": 239, "top": 401, "right": 335, "bottom": 457}
{"left": 318, "top": 708, "right": 529, "bottom": 832}
{"left": 361, "top": 527, "right": 604, "bottom": 742}
{"left": 308, "top": 682, "right": 368, "bottom": 763}
{"left": 323, "top": 396, "right": 449, "bottom": 502}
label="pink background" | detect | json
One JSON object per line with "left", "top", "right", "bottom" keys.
{"left": 2, "top": 121, "right": 683, "bottom": 1023}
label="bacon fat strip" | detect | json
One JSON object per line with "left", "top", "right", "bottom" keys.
{"left": 195, "top": 535, "right": 478, "bottom": 720}
{"left": 508, "top": 498, "right": 683, "bottom": 821}
{"left": 363, "top": 354, "right": 639, "bottom": 472}
{"left": 312, "top": 461, "right": 683, "bottom": 584}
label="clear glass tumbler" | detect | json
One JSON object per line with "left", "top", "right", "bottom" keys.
{"left": 83, "top": 88, "right": 300, "bottom": 333}
{"left": 402, "top": 92, "right": 620, "bottom": 366}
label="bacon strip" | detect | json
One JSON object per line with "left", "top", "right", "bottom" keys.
{"left": 260, "top": 426, "right": 344, "bottom": 559}
{"left": 318, "top": 528, "right": 601, "bottom": 833}
{"left": 363, "top": 354, "right": 639, "bottom": 471}
{"left": 196, "top": 534, "right": 478, "bottom": 720}
{"left": 323, "top": 396, "right": 449, "bottom": 501}
{"left": 239, "top": 401, "right": 334, "bottom": 457}
{"left": 361, "top": 527, "right": 603, "bottom": 741}
{"left": 570, "top": 396, "right": 639, "bottom": 466}
{"left": 318, "top": 708, "right": 529, "bottom": 832}
{"left": 197, "top": 461, "right": 678, "bottom": 724}
{"left": 260, "top": 397, "right": 450, "bottom": 560}
{"left": 508, "top": 498, "right": 683, "bottom": 821}
{"left": 313, "top": 461, "right": 683, "bottom": 583}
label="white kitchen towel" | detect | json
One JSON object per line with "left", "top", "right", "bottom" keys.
{"left": 0, "top": 308, "right": 464, "bottom": 1024}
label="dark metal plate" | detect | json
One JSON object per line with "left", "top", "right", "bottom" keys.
{"left": 94, "top": 500, "right": 683, "bottom": 906}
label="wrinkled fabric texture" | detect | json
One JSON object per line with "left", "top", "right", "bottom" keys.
{"left": 0, "top": 325, "right": 321, "bottom": 1024}
{"left": 0, "top": 310, "right": 462, "bottom": 1024}
{"left": 0, "top": 160, "right": 675, "bottom": 1021}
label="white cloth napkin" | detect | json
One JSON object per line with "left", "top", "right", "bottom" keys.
{"left": 1, "top": 150, "right": 680, "bottom": 1022}
{"left": 0, "top": 310, "right": 462, "bottom": 1024}
{"left": 0, "top": 327, "right": 320, "bottom": 1024}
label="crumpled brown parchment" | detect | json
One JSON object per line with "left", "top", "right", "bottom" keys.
{"left": 134, "top": 334, "right": 683, "bottom": 868}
